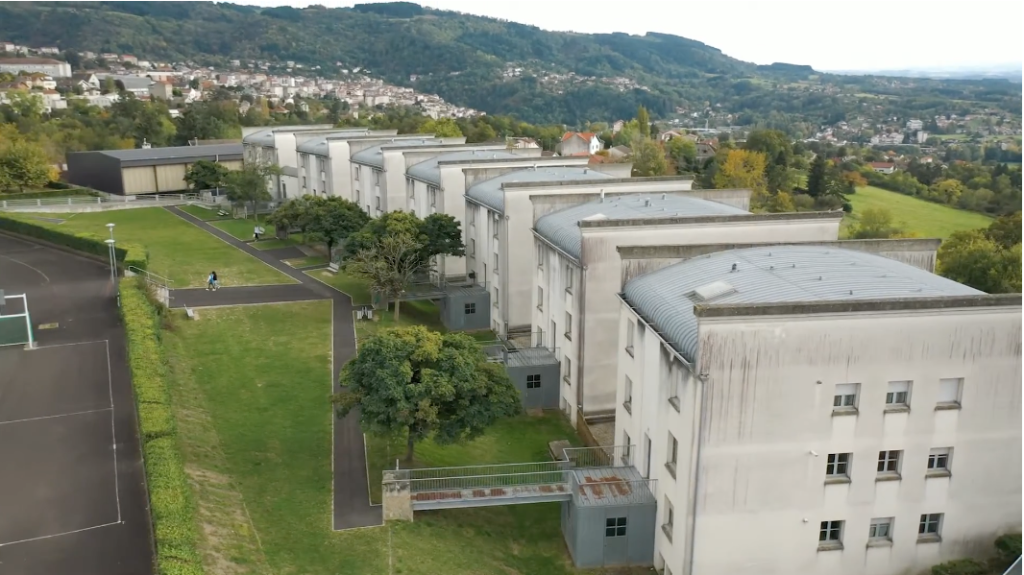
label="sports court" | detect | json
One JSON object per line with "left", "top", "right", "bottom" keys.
{"left": 0, "top": 232, "right": 153, "bottom": 574}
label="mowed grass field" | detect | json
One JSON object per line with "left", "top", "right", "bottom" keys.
{"left": 163, "top": 302, "right": 642, "bottom": 575}
{"left": 11, "top": 208, "right": 294, "bottom": 287}
{"left": 844, "top": 186, "right": 993, "bottom": 238}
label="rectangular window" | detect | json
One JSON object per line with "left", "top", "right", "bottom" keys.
{"left": 493, "top": 287, "right": 499, "bottom": 308}
{"left": 622, "top": 431, "right": 631, "bottom": 464}
{"left": 662, "top": 497, "right": 675, "bottom": 542}
{"left": 468, "top": 208, "right": 475, "bottom": 227}
{"left": 605, "top": 517, "right": 627, "bottom": 538}
{"left": 937, "top": 378, "right": 963, "bottom": 408}
{"left": 564, "top": 312, "right": 572, "bottom": 340}
{"left": 353, "top": 166, "right": 359, "bottom": 181}
{"left": 428, "top": 186, "right": 438, "bottom": 208}
{"left": 302, "top": 176, "right": 307, "bottom": 188}
{"left": 537, "top": 243, "right": 544, "bottom": 268}
{"left": 877, "top": 450, "right": 902, "bottom": 478}
{"left": 886, "top": 380, "right": 911, "bottom": 408}
{"left": 526, "top": 374, "right": 541, "bottom": 389}
{"left": 563, "top": 357, "right": 571, "bottom": 385}
{"left": 825, "top": 453, "right": 851, "bottom": 480}
{"left": 564, "top": 264, "right": 573, "bottom": 292}
{"left": 833, "top": 383, "right": 859, "bottom": 412}
{"left": 375, "top": 196, "right": 381, "bottom": 210}
{"left": 464, "top": 303, "right": 476, "bottom": 315}
{"left": 869, "top": 518, "right": 893, "bottom": 541}
{"left": 626, "top": 320, "right": 635, "bottom": 357}
{"left": 373, "top": 169, "right": 380, "bottom": 186}
{"left": 666, "top": 432, "right": 678, "bottom": 478}
{"left": 468, "top": 238, "right": 476, "bottom": 257}
{"left": 818, "top": 520, "right": 844, "bottom": 549}
{"left": 537, "top": 286, "right": 544, "bottom": 311}
{"left": 493, "top": 253, "right": 499, "bottom": 273}
{"left": 623, "top": 376, "right": 633, "bottom": 413}
{"left": 918, "top": 513, "right": 943, "bottom": 541}
{"left": 927, "top": 447, "right": 952, "bottom": 475}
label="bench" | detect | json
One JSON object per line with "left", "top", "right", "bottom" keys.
{"left": 327, "top": 262, "right": 340, "bottom": 273}
{"left": 217, "top": 210, "right": 229, "bottom": 217}
{"left": 185, "top": 307, "right": 195, "bottom": 320}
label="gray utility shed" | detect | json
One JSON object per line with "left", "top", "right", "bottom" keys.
{"left": 562, "top": 466, "right": 657, "bottom": 568}
{"left": 437, "top": 284, "right": 491, "bottom": 331}
{"left": 66, "top": 144, "right": 244, "bottom": 195}
{"left": 504, "top": 347, "right": 561, "bottom": 410}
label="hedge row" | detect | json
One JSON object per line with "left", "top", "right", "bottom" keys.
{"left": 0, "top": 214, "right": 148, "bottom": 270}
{"left": 120, "top": 282, "right": 204, "bottom": 575}
{"left": 0, "top": 187, "right": 101, "bottom": 200}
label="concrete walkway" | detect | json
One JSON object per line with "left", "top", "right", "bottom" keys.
{"left": 165, "top": 206, "right": 382, "bottom": 530}
{"left": 169, "top": 284, "right": 326, "bottom": 309}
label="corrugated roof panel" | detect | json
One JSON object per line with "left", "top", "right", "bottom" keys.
{"left": 535, "top": 194, "right": 748, "bottom": 260}
{"left": 623, "top": 245, "right": 984, "bottom": 362}
{"left": 95, "top": 144, "right": 243, "bottom": 162}
{"left": 466, "top": 166, "right": 610, "bottom": 213}
{"left": 407, "top": 150, "right": 518, "bottom": 186}
{"left": 351, "top": 139, "right": 438, "bottom": 168}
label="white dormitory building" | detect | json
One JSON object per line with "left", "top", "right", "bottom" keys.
{"left": 242, "top": 125, "right": 369, "bottom": 199}
{"left": 530, "top": 194, "right": 850, "bottom": 424}
{"left": 615, "top": 245, "right": 1021, "bottom": 575}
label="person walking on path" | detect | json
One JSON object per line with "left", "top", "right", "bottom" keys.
{"left": 207, "top": 271, "right": 219, "bottom": 291}
{"left": 253, "top": 224, "right": 264, "bottom": 242}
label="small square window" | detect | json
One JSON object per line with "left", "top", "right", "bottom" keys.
{"left": 464, "top": 303, "right": 476, "bottom": 315}
{"left": 918, "top": 513, "right": 943, "bottom": 542}
{"left": 818, "top": 520, "right": 844, "bottom": 550}
{"left": 825, "top": 453, "right": 851, "bottom": 482}
{"left": 869, "top": 517, "right": 893, "bottom": 542}
{"left": 526, "top": 374, "right": 541, "bottom": 389}
{"left": 877, "top": 450, "right": 902, "bottom": 479}
{"left": 886, "top": 381, "right": 911, "bottom": 409}
{"left": 605, "top": 516, "right": 627, "bottom": 538}
{"left": 937, "top": 378, "right": 963, "bottom": 409}
{"left": 833, "top": 383, "right": 859, "bottom": 413}
{"left": 927, "top": 447, "right": 952, "bottom": 477}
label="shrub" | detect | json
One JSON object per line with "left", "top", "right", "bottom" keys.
{"left": 120, "top": 282, "right": 204, "bottom": 575}
{"left": 995, "top": 533, "right": 1023, "bottom": 568}
{"left": 0, "top": 214, "right": 148, "bottom": 270}
{"left": 0, "top": 186, "right": 100, "bottom": 199}
{"left": 930, "top": 559, "right": 990, "bottom": 575}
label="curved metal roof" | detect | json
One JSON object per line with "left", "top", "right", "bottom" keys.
{"left": 535, "top": 194, "right": 747, "bottom": 260}
{"left": 350, "top": 138, "right": 437, "bottom": 168}
{"left": 407, "top": 150, "right": 518, "bottom": 186}
{"left": 242, "top": 129, "right": 276, "bottom": 147}
{"left": 295, "top": 129, "right": 370, "bottom": 155}
{"left": 622, "top": 245, "right": 983, "bottom": 362}
{"left": 466, "top": 166, "right": 610, "bottom": 213}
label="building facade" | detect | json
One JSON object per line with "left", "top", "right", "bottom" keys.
{"left": 615, "top": 246, "right": 1022, "bottom": 575}
{"left": 0, "top": 57, "right": 71, "bottom": 78}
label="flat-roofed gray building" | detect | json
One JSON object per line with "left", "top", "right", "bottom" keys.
{"left": 66, "top": 144, "right": 243, "bottom": 195}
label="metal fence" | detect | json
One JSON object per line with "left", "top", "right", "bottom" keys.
{"left": 407, "top": 469, "right": 569, "bottom": 495}
{"left": 405, "top": 460, "right": 566, "bottom": 481}
{"left": 0, "top": 193, "right": 211, "bottom": 211}
{"left": 564, "top": 445, "right": 634, "bottom": 468}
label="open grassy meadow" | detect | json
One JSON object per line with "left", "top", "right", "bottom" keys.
{"left": 844, "top": 185, "right": 992, "bottom": 238}
{"left": 163, "top": 301, "right": 639, "bottom": 575}
{"left": 10, "top": 208, "right": 294, "bottom": 287}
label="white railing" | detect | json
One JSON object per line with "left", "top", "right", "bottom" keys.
{"left": 0, "top": 193, "right": 213, "bottom": 211}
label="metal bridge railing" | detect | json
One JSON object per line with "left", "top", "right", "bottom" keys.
{"left": 564, "top": 445, "right": 634, "bottom": 468}
{"left": 406, "top": 460, "right": 566, "bottom": 481}
{"left": 128, "top": 266, "right": 173, "bottom": 289}
{"left": 408, "top": 469, "right": 568, "bottom": 495}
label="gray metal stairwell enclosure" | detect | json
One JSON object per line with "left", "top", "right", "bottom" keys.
{"left": 438, "top": 285, "right": 491, "bottom": 331}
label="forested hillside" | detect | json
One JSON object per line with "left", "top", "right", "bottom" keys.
{"left": 0, "top": 1, "right": 1019, "bottom": 125}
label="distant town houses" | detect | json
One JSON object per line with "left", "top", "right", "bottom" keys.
{"left": 0, "top": 56, "right": 72, "bottom": 78}
{"left": 869, "top": 161, "right": 897, "bottom": 174}
{"left": 557, "top": 131, "right": 604, "bottom": 156}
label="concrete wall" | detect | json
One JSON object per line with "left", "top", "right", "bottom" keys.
{"left": 619, "top": 298, "right": 1023, "bottom": 575}
{"left": 618, "top": 238, "right": 944, "bottom": 285}
{"left": 566, "top": 214, "right": 844, "bottom": 419}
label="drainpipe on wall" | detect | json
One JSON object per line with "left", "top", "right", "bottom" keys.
{"left": 687, "top": 371, "right": 710, "bottom": 575}
{"left": 576, "top": 263, "right": 587, "bottom": 417}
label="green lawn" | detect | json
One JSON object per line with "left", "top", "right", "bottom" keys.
{"left": 211, "top": 218, "right": 277, "bottom": 241}
{"left": 283, "top": 255, "right": 328, "bottom": 268}
{"left": 844, "top": 185, "right": 993, "bottom": 238}
{"left": 9, "top": 208, "right": 294, "bottom": 287}
{"left": 163, "top": 301, "right": 634, "bottom": 575}
{"left": 307, "top": 269, "right": 372, "bottom": 304}
{"left": 178, "top": 204, "right": 231, "bottom": 221}
{"left": 252, "top": 237, "right": 305, "bottom": 250}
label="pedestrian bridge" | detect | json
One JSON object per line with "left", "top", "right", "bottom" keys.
{"left": 381, "top": 446, "right": 657, "bottom": 519}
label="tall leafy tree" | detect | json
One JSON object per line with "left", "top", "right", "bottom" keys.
{"left": 938, "top": 229, "right": 1022, "bottom": 294}
{"left": 419, "top": 117, "right": 463, "bottom": 138}
{"left": 849, "top": 208, "right": 910, "bottom": 239}
{"left": 630, "top": 137, "right": 669, "bottom": 177}
{"left": 806, "top": 154, "right": 828, "bottom": 198}
{"left": 665, "top": 136, "right": 697, "bottom": 173}
{"left": 713, "top": 149, "right": 768, "bottom": 203}
{"left": 184, "top": 159, "right": 231, "bottom": 192}
{"left": 223, "top": 161, "right": 279, "bottom": 221}
{"left": 636, "top": 105, "right": 651, "bottom": 139}
{"left": 986, "top": 211, "right": 1022, "bottom": 249}
{"left": 305, "top": 196, "right": 370, "bottom": 258}
{"left": 345, "top": 234, "right": 429, "bottom": 321}
{"left": 334, "top": 325, "right": 521, "bottom": 461}
{"left": 0, "top": 137, "right": 53, "bottom": 192}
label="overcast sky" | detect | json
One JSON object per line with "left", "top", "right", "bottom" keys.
{"left": 232, "top": 0, "right": 1022, "bottom": 71}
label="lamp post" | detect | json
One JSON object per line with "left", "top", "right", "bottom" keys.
{"left": 105, "top": 238, "right": 116, "bottom": 285}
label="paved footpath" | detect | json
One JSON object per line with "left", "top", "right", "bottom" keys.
{"left": 165, "top": 207, "right": 382, "bottom": 530}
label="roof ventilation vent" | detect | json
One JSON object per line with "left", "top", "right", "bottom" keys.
{"left": 731, "top": 262, "right": 738, "bottom": 272}
{"left": 818, "top": 275, "right": 823, "bottom": 281}
{"left": 645, "top": 199, "right": 651, "bottom": 207}
{"left": 767, "top": 251, "right": 772, "bottom": 256}
{"left": 662, "top": 193, "right": 667, "bottom": 200}
{"left": 769, "top": 265, "right": 775, "bottom": 270}
{"left": 849, "top": 290, "right": 854, "bottom": 295}
{"left": 690, "top": 280, "right": 737, "bottom": 302}
{"left": 583, "top": 168, "right": 589, "bottom": 174}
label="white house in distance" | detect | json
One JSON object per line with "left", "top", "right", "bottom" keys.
{"left": 615, "top": 245, "right": 1021, "bottom": 575}
{"left": 557, "top": 131, "right": 604, "bottom": 156}
{"left": 531, "top": 195, "right": 847, "bottom": 424}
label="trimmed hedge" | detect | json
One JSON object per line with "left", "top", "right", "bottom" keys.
{"left": 0, "top": 214, "right": 148, "bottom": 270}
{"left": 120, "top": 282, "right": 204, "bottom": 575}
{"left": 0, "top": 187, "right": 101, "bottom": 200}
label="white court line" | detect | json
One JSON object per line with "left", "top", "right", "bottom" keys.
{"left": 30, "top": 339, "right": 109, "bottom": 351}
{"left": 0, "top": 407, "right": 111, "bottom": 427}
{"left": 104, "top": 340, "right": 122, "bottom": 523}
{"left": 0, "top": 520, "right": 122, "bottom": 548}
{"left": 0, "top": 254, "right": 51, "bottom": 285}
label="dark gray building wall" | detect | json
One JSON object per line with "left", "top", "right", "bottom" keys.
{"left": 66, "top": 152, "right": 124, "bottom": 194}
{"left": 507, "top": 363, "right": 560, "bottom": 410}
{"left": 563, "top": 503, "right": 656, "bottom": 568}
{"left": 440, "top": 290, "right": 491, "bottom": 331}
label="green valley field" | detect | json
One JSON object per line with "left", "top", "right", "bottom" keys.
{"left": 844, "top": 186, "right": 993, "bottom": 238}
